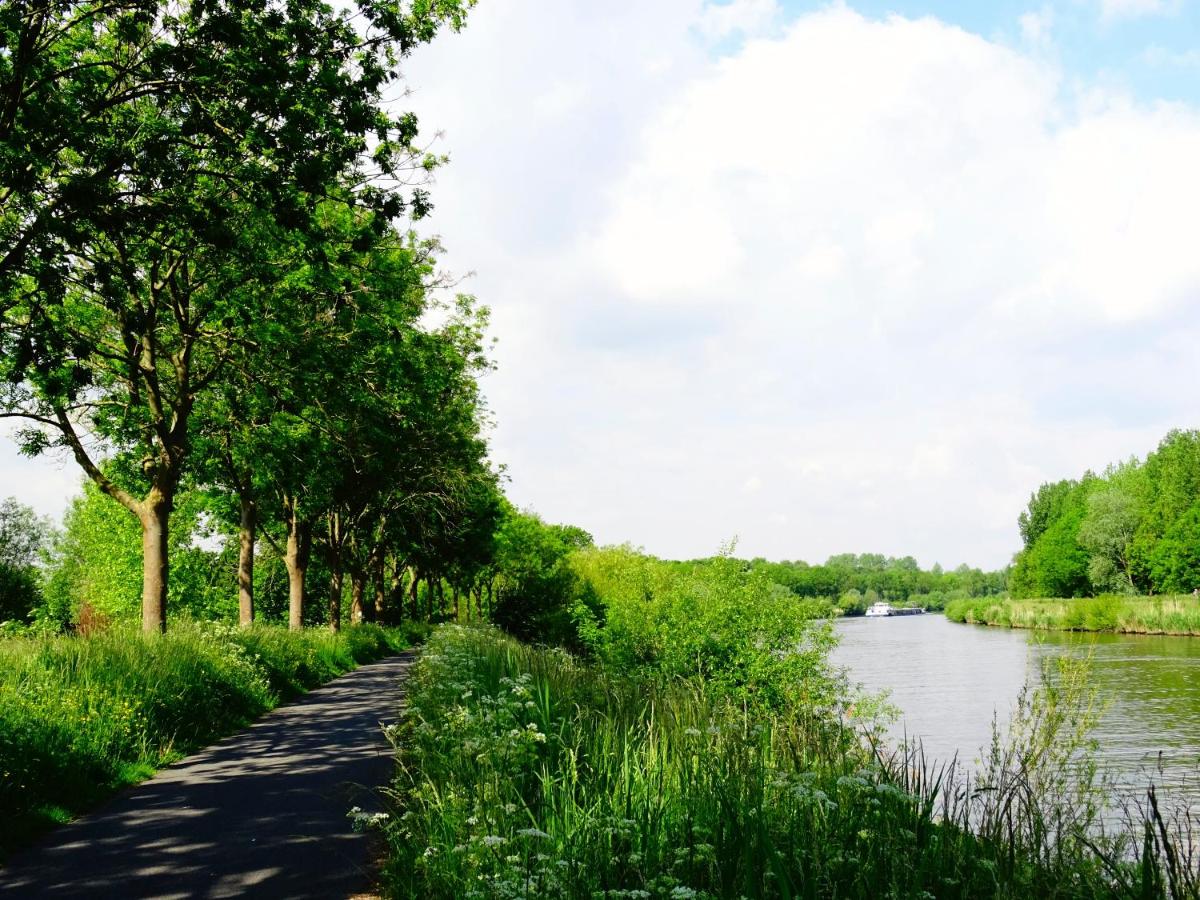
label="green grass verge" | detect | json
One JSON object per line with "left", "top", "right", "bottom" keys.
{"left": 0, "top": 621, "right": 420, "bottom": 857}
{"left": 945, "top": 595, "right": 1200, "bottom": 634}
{"left": 380, "top": 625, "right": 1183, "bottom": 899}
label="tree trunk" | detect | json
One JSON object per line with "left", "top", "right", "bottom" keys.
{"left": 139, "top": 491, "right": 170, "bottom": 634}
{"left": 409, "top": 570, "right": 420, "bottom": 620}
{"left": 329, "top": 568, "right": 343, "bottom": 631}
{"left": 371, "top": 557, "right": 386, "bottom": 623}
{"left": 284, "top": 508, "right": 310, "bottom": 631}
{"left": 350, "top": 569, "right": 366, "bottom": 624}
{"left": 237, "top": 493, "right": 255, "bottom": 627}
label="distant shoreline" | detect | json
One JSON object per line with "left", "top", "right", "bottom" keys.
{"left": 944, "top": 595, "right": 1200, "bottom": 637}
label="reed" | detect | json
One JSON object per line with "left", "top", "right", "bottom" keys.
{"left": 945, "top": 596, "right": 1200, "bottom": 635}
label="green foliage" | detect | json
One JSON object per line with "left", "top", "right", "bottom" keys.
{"left": 1013, "top": 430, "right": 1200, "bottom": 598}
{"left": 489, "top": 507, "right": 593, "bottom": 645}
{"left": 0, "top": 622, "right": 408, "bottom": 856}
{"left": 0, "top": 564, "right": 39, "bottom": 625}
{"left": 40, "top": 481, "right": 237, "bottom": 625}
{"left": 1011, "top": 480, "right": 1093, "bottom": 598}
{"left": 571, "top": 547, "right": 840, "bottom": 710}
{"left": 0, "top": 496, "right": 49, "bottom": 624}
{"left": 382, "top": 625, "right": 1165, "bottom": 900}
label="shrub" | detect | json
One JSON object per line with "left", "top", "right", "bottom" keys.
{"left": 569, "top": 547, "right": 841, "bottom": 710}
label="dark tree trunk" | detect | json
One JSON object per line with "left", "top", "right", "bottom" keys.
{"left": 409, "top": 570, "right": 420, "bottom": 620}
{"left": 237, "top": 493, "right": 255, "bottom": 626}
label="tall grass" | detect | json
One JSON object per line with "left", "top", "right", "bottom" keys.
{"left": 945, "top": 595, "right": 1200, "bottom": 635}
{"left": 0, "top": 621, "right": 413, "bottom": 855}
{"left": 381, "top": 625, "right": 1196, "bottom": 899}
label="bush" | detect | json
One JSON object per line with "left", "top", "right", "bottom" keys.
{"left": 570, "top": 547, "right": 841, "bottom": 710}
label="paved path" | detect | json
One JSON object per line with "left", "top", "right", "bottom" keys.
{"left": 0, "top": 652, "right": 416, "bottom": 900}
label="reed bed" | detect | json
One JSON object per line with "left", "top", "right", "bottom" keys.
{"left": 945, "top": 596, "right": 1200, "bottom": 635}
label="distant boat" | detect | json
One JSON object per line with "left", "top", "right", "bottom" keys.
{"left": 864, "top": 602, "right": 925, "bottom": 617}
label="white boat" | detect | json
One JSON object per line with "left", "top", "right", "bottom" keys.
{"left": 864, "top": 602, "right": 925, "bottom": 617}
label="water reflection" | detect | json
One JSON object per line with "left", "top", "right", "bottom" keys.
{"left": 832, "top": 615, "right": 1200, "bottom": 800}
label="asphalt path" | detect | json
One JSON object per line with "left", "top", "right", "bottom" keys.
{"left": 0, "top": 651, "right": 416, "bottom": 899}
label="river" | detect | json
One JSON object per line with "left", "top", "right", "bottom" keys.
{"left": 832, "top": 613, "right": 1200, "bottom": 806}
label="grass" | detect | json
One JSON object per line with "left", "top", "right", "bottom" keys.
{"left": 380, "top": 624, "right": 1197, "bottom": 899}
{"left": 945, "top": 595, "right": 1200, "bottom": 635}
{"left": 0, "top": 620, "right": 418, "bottom": 857}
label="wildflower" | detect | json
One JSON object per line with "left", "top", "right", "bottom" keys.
{"left": 481, "top": 835, "right": 507, "bottom": 847}
{"left": 517, "top": 828, "right": 550, "bottom": 840}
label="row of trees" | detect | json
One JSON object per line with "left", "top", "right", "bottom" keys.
{"left": 0, "top": 483, "right": 602, "bottom": 638}
{"left": 0, "top": 0, "right": 498, "bottom": 632}
{"left": 1012, "top": 429, "right": 1200, "bottom": 598}
{"left": 748, "top": 553, "right": 1007, "bottom": 608}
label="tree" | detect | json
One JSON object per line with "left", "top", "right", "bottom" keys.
{"left": 0, "top": 496, "right": 48, "bottom": 623}
{"left": 1078, "top": 487, "right": 1141, "bottom": 593}
{"left": 1018, "top": 480, "right": 1077, "bottom": 549}
{"left": 0, "top": 0, "right": 474, "bottom": 632}
{"left": 0, "top": 496, "right": 47, "bottom": 569}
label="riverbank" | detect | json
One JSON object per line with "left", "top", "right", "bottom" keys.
{"left": 0, "top": 622, "right": 419, "bottom": 857}
{"left": 380, "top": 623, "right": 1191, "bottom": 899}
{"left": 945, "top": 594, "right": 1200, "bottom": 635}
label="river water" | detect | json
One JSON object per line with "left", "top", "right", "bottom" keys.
{"left": 831, "top": 614, "right": 1200, "bottom": 804}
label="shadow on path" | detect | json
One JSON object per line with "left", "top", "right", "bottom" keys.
{"left": 0, "top": 651, "right": 415, "bottom": 899}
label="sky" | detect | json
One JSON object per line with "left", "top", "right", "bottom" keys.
{"left": 4, "top": 0, "right": 1200, "bottom": 570}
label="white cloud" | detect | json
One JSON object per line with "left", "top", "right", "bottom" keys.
{"left": 696, "top": 0, "right": 781, "bottom": 40}
{"left": 1019, "top": 7, "right": 1054, "bottom": 46}
{"left": 392, "top": 2, "right": 1200, "bottom": 569}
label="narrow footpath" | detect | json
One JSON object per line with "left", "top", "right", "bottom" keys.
{"left": 0, "top": 651, "right": 416, "bottom": 900}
